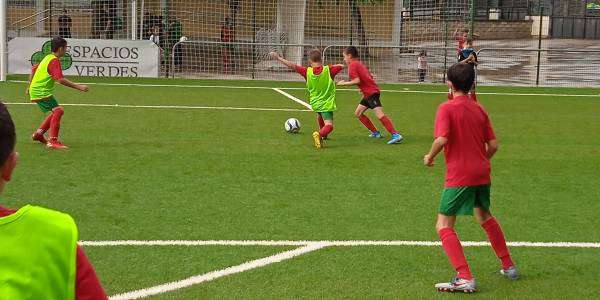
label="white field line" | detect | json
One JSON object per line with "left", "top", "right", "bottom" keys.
{"left": 7, "top": 80, "right": 598, "bottom": 98}
{"left": 3, "top": 102, "right": 310, "bottom": 112}
{"left": 79, "top": 240, "right": 600, "bottom": 248}
{"left": 108, "top": 243, "right": 328, "bottom": 300}
{"left": 272, "top": 88, "right": 312, "bottom": 110}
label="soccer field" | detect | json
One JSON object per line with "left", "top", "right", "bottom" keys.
{"left": 1, "top": 76, "right": 600, "bottom": 299}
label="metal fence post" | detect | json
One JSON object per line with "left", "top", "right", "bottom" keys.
{"left": 535, "top": 1, "right": 543, "bottom": 86}
{"left": 0, "top": 0, "right": 6, "bottom": 82}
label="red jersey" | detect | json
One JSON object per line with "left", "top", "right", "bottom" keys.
{"left": 0, "top": 206, "right": 108, "bottom": 300}
{"left": 293, "top": 64, "right": 343, "bottom": 80}
{"left": 456, "top": 36, "right": 466, "bottom": 53}
{"left": 434, "top": 95, "right": 496, "bottom": 187}
{"left": 31, "top": 58, "right": 64, "bottom": 80}
{"left": 348, "top": 60, "right": 380, "bottom": 98}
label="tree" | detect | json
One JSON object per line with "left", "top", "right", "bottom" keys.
{"left": 317, "top": 0, "right": 383, "bottom": 56}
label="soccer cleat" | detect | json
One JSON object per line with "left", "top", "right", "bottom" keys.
{"left": 32, "top": 132, "right": 47, "bottom": 144}
{"left": 435, "top": 277, "right": 477, "bottom": 293}
{"left": 46, "top": 140, "right": 69, "bottom": 150}
{"left": 312, "top": 131, "right": 322, "bottom": 149}
{"left": 500, "top": 266, "right": 520, "bottom": 280}
{"left": 368, "top": 131, "right": 382, "bottom": 138}
{"left": 387, "top": 133, "right": 404, "bottom": 145}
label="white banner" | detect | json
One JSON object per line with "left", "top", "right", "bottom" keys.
{"left": 8, "top": 38, "right": 160, "bottom": 78}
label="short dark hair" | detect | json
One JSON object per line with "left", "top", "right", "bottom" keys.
{"left": 0, "top": 103, "right": 16, "bottom": 167}
{"left": 308, "top": 49, "right": 322, "bottom": 63}
{"left": 463, "top": 28, "right": 470, "bottom": 33}
{"left": 343, "top": 46, "right": 359, "bottom": 58}
{"left": 51, "top": 36, "right": 67, "bottom": 52}
{"left": 447, "top": 63, "right": 475, "bottom": 93}
{"left": 465, "top": 38, "right": 474, "bottom": 45}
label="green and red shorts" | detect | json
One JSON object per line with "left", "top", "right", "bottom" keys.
{"left": 439, "top": 184, "right": 491, "bottom": 216}
{"left": 33, "top": 96, "right": 59, "bottom": 113}
{"left": 317, "top": 111, "right": 334, "bottom": 121}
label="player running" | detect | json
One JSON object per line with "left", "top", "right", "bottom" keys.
{"left": 270, "top": 50, "right": 342, "bottom": 149}
{"left": 424, "top": 63, "right": 518, "bottom": 293}
{"left": 337, "top": 46, "right": 403, "bottom": 145}
{"left": 28, "top": 37, "right": 89, "bottom": 150}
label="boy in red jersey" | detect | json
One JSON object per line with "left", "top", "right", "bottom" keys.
{"left": 270, "top": 49, "right": 343, "bottom": 149}
{"left": 424, "top": 63, "right": 518, "bottom": 293}
{"left": 337, "top": 46, "right": 403, "bottom": 145}
{"left": 0, "top": 103, "right": 107, "bottom": 299}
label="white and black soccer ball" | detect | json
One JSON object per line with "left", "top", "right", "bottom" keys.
{"left": 284, "top": 118, "right": 301, "bottom": 133}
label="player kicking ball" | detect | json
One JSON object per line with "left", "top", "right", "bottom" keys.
{"left": 337, "top": 46, "right": 403, "bottom": 145}
{"left": 424, "top": 63, "right": 518, "bottom": 293}
{"left": 270, "top": 50, "right": 343, "bottom": 149}
{"left": 28, "top": 37, "right": 89, "bottom": 150}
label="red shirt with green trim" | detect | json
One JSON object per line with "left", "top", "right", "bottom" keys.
{"left": 0, "top": 206, "right": 107, "bottom": 300}
{"left": 434, "top": 95, "right": 496, "bottom": 187}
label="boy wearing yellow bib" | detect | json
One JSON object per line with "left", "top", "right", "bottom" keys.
{"left": 0, "top": 103, "right": 107, "bottom": 299}
{"left": 27, "top": 37, "right": 89, "bottom": 150}
{"left": 270, "top": 50, "right": 343, "bottom": 149}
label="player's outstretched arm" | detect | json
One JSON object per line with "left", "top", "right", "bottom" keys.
{"left": 423, "top": 136, "right": 447, "bottom": 167}
{"left": 337, "top": 77, "right": 360, "bottom": 86}
{"left": 486, "top": 139, "right": 498, "bottom": 159}
{"left": 58, "top": 78, "right": 89, "bottom": 92}
{"left": 269, "top": 52, "right": 296, "bottom": 70}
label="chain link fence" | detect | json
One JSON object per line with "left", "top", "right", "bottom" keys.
{"left": 2, "top": 0, "right": 600, "bottom": 87}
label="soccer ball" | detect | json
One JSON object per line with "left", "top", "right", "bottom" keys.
{"left": 179, "top": 36, "right": 189, "bottom": 43}
{"left": 284, "top": 118, "right": 301, "bottom": 133}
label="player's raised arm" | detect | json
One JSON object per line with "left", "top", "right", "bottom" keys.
{"left": 269, "top": 52, "right": 296, "bottom": 70}
{"left": 57, "top": 78, "right": 89, "bottom": 92}
{"left": 337, "top": 77, "right": 360, "bottom": 86}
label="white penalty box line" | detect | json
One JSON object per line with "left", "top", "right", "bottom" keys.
{"left": 4, "top": 102, "right": 311, "bottom": 112}
{"left": 80, "top": 239, "right": 600, "bottom": 248}
{"left": 95, "top": 239, "right": 598, "bottom": 299}
{"left": 8, "top": 80, "right": 600, "bottom": 98}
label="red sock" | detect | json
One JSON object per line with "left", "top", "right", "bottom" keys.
{"left": 38, "top": 114, "right": 53, "bottom": 133}
{"left": 438, "top": 228, "right": 473, "bottom": 280}
{"left": 317, "top": 114, "right": 325, "bottom": 129}
{"left": 481, "top": 217, "right": 514, "bottom": 269}
{"left": 358, "top": 114, "right": 377, "bottom": 132}
{"left": 49, "top": 107, "right": 64, "bottom": 140}
{"left": 319, "top": 124, "right": 333, "bottom": 138}
{"left": 378, "top": 116, "right": 397, "bottom": 134}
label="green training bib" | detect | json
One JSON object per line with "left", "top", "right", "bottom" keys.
{"left": 0, "top": 205, "right": 77, "bottom": 300}
{"left": 29, "top": 54, "right": 58, "bottom": 100}
{"left": 306, "top": 66, "right": 337, "bottom": 112}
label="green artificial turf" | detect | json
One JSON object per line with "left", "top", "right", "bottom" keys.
{"left": 0, "top": 76, "right": 599, "bottom": 298}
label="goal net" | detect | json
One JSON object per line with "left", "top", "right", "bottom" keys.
{"left": 4, "top": 0, "right": 472, "bottom": 83}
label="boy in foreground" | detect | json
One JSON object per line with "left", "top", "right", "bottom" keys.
{"left": 424, "top": 63, "right": 518, "bottom": 293}
{"left": 270, "top": 50, "right": 342, "bottom": 149}
{"left": 28, "top": 37, "right": 89, "bottom": 150}
{"left": 337, "top": 46, "right": 403, "bottom": 145}
{"left": 0, "top": 103, "right": 107, "bottom": 299}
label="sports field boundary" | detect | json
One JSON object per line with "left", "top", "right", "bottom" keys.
{"left": 3, "top": 102, "right": 311, "bottom": 112}
{"left": 98, "top": 239, "right": 599, "bottom": 299}
{"left": 7, "top": 80, "right": 600, "bottom": 98}
{"left": 80, "top": 239, "right": 600, "bottom": 248}
{"left": 108, "top": 243, "right": 328, "bottom": 300}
